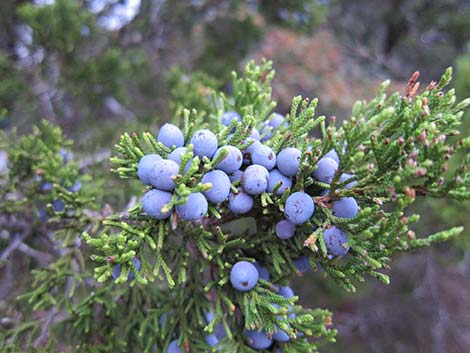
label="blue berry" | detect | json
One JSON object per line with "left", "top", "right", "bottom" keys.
{"left": 249, "top": 128, "right": 261, "bottom": 140}
{"left": 275, "top": 219, "right": 295, "bottom": 240}
{"left": 339, "top": 173, "right": 357, "bottom": 189}
{"left": 323, "top": 226, "right": 350, "bottom": 257}
{"left": 215, "top": 324, "right": 227, "bottom": 340}
{"left": 41, "top": 182, "right": 53, "bottom": 192}
{"left": 52, "top": 199, "right": 65, "bottom": 212}
{"left": 158, "top": 123, "right": 184, "bottom": 148}
{"left": 277, "top": 147, "right": 301, "bottom": 176}
{"left": 126, "top": 257, "right": 141, "bottom": 281}
{"left": 284, "top": 192, "right": 314, "bottom": 225}
{"left": 228, "top": 189, "right": 253, "bottom": 214}
{"left": 214, "top": 145, "right": 243, "bottom": 174}
{"left": 230, "top": 261, "right": 259, "bottom": 291}
{"left": 205, "top": 333, "right": 219, "bottom": 347}
{"left": 221, "top": 111, "right": 241, "bottom": 126}
{"left": 59, "top": 148, "right": 73, "bottom": 164}
{"left": 37, "top": 207, "right": 48, "bottom": 222}
{"left": 324, "top": 149, "right": 339, "bottom": 164}
{"left": 167, "top": 340, "right": 181, "bottom": 353}
{"left": 111, "top": 256, "right": 141, "bottom": 281}
{"left": 137, "top": 154, "right": 162, "bottom": 185}
{"left": 268, "top": 113, "right": 287, "bottom": 129}
{"left": 111, "top": 264, "right": 121, "bottom": 280}
{"left": 204, "top": 310, "right": 215, "bottom": 323}
{"left": 241, "top": 165, "right": 269, "bottom": 195}
{"left": 242, "top": 139, "right": 262, "bottom": 164}
{"left": 251, "top": 144, "right": 276, "bottom": 170}
{"left": 312, "top": 157, "right": 338, "bottom": 184}
{"left": 293, "top": 256, "right": 312, "bottom": 273}
{"left": 332, "top": 197, "right": 359, "bottom": 218}
{"left": 278, "top": 286, "right": 294, "bottom": 298}
{"left": 229, "top": 170, "right": 243, "bottom": 183}
{"left": 167, "top": 147, "right": 192, "bottom": 173}
{"left": 67, "top": 180, "right": 82, "bottom": 193}
{"left": 148, "top": 159, "right": 179, "bottom": 191}
{"left": 190, "top": 129, "right": 218, "bottom": 158}
{"left": 254, "top": 262, "right": 270, "bottom": 281}
{"left": 201, "top": 170, "right": 231, "bottom": 203}
{"left": 272, "top": 327, "right": 290, "bottom": 342}
{"left": 142, "top": 189, "right": 173, "bottom": 219}
{"left": 176, "top": 192, "right": 208, "bottom": 221}
{"left": 260, "top": 113, "right": 287, "bottom": 141}
{"left": 244, "top": 329, "right": 273, "bottom": 350}
{"left": 267, "top": 169, "right": 292, "bottom": 195}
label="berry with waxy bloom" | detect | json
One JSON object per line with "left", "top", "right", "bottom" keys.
{"left": 230, "top": 261, "right": 259, "bottom": 291}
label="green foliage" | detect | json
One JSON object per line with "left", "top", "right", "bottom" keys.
{"left": 17, "top": 0, "right": 96, "bottom": 55}
{"left": 64, "top": 47, "right": 132, "bottom": 106}
{"left": 418, "top": 55, "right": 470, "bottom": 251}
{"left": 167, "top": 67, "right": 221, "bottom": 117}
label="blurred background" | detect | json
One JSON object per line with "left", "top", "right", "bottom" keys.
{"left": 0, "top": 1, "right": 469, "bottom": 352}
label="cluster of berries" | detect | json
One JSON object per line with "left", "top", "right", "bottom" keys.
{"left": 136, "top": 111, "right": 360, "bottom": 351}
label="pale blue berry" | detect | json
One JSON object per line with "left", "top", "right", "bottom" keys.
{"left": 221, "top": 111, "right": 241, "bottom": 126}
{"left": 176, "top": 193, "right": 208, "bottom": 221}
{"left": 249, "top": 128, "right": 261, "bottom": 140}
{"left": 158, "top": 123, "right": 184, "bottom": 149}
{"left": 267, "top": 169, "right": 292, "bottom": 195}
{"left": 277, "top": 147, "right": 301, "bottom": 176}
{"left": 229, "top": 170, "right": 243, "bottom": 183}
{"left": 272, "top": 327, "right": 290, "bottom": 342}
{"left": 284, "top": 192, "right": 314, "bottom": 225}
{"left": 278, "top": 286, "right": 294, "bottom": 298}
{"left": 167, "top": 340, "right": 181, "bottom": 353}
{"left": 190, "top": 129, "right": 218, "bottom": 158}
{"left": 244, "top": 329, "right": 273, "bottom": 350}
{"left": 242, "top": 139, "right": 262, "bottom": 164}
{"left": 324, "top": 149, "right": 339, "bottom": 164}
{"left": 148, "top": 159, "right": 179, "bottom": 191}
{"left": 268, "top": 113, "right": 287, "bottom": 129}
{"left": 142, "top": 189, "right": 173, "bottom": 219}
{"left": 137, "top": 154, "right": 162, "bottom": 185}
{"left": 230, "top": 261, "right": 259, "bottom": 291}
{"left": 332, "top": 197, "right": 359, "bottom": 218}
{"left": 228, "top": 189, "right": 253, "bottom": 214}
{"left": 167, "top": 147, "right": 192, "bottom": 174}
{"left": 251, "top": 144, "right": 276, "bottom": 170}
{"left": 313, "top": 157, "right": 338, "bottom": 184}
{"left": 202, "top": 170, "right": 231, "bottom": 203}
{"left": 241, "top": 164, "right": 269, "bottom": 195}
{"left": 205, "top": 333, "right": 219, "bottom": 347}
{"left": 339, "top": 173, "right": 357, "bottom": 188}
{"left": 323, "top": 226, "right": 350, "bottom": 257}
{"left": 275, "top": 219, "right": 295, "bottom": 240}
{"left": 214, "top": 145, "right": 243, "bottom": 174}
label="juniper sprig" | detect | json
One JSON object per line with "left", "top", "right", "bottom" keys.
{"left": 83, "top": 61, "right": 470, "bottom": 352}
